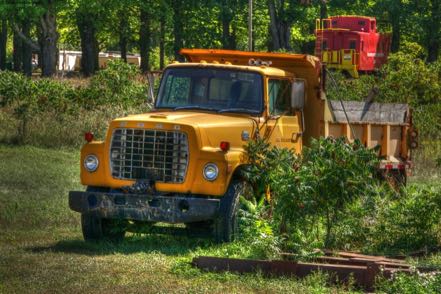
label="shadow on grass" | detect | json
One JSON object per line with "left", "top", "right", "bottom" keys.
{"left": 26, "top": 232, "right": 214, "bottom": 257}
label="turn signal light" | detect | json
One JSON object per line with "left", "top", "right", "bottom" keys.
{"left": 85, "top": 132, "right": 94, "bottom": 142}
{"left": 220, "top": 141, "right": 230, "bottom": 152}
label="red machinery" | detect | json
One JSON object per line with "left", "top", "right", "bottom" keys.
{"left": 315, "top": 16, "right": 391, "bottom": 78}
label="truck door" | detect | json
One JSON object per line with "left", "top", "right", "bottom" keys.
{"left": 266, "top": 78, "right": 303, "bottom": 153}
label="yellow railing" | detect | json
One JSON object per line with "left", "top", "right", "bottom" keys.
{"left": 320, "top": 49, "right": 360, "bottom": 78}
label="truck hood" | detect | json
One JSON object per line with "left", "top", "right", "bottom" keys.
{"left": 114, "top": 111, "right": 255, "bottom": 148}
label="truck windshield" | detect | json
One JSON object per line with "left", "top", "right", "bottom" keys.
{"left": 156, "top": 67, "right": 263, "bottom": 115}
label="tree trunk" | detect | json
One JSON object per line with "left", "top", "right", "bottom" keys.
{"left": 140, "top": 6, "right": 151, "bottom": 73}
{"left": 320, "top": 0, "right": 328, "bottom": 19}
{"left": 119, "top": 11, "right": 128, "bottom": 63}
{"left": 172, "top": 0, "right": 184, "bottom": 61}
{"left": 39, "top": 1, "right": 59, "bottom": 77}
{"left": 268, "top": 0, "right": 281, "bottom": 51}
{"left": 0, "top": 19, "right": 7, "bottom": 70}
{"left": 13, "top": 25, "right": 22, "bottom": 72}
{"left": 159, "top": 17, "right": 165, "bottom": 69}
{"left": 427, "top": 0, "right": 440, "bottom": 62}
{"left": 230, "top": 20, "right": 237, "bottom": 50}
{"left": 389, "top": 8, "right": 400, "bottom": 53}
{"left": 22, "top": 21, "right": 32, "bottom": 77}
{"left": 268, "top": 0, "right": 292, "bottom": 51}
{"left": 220, "top": 0, "right": 234, "bottom": 49}
{"left": 77, "top": 14, "right": 98, "bottom": 76}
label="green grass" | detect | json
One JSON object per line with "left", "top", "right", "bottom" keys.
{"left": 0, "top": 144, "right": 360, "bottom": 293}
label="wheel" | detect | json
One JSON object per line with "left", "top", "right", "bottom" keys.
{"left": 81, "top": 213, "right": 126, "bottom": 242}
{"left": 81, "top": 186, "right": 127, "bottom": 242}
{"left": 382, "top": 170, "right": 407, "bottom": 190}
{"left": 213, "top": 180, "right": 251, "bottom": 243}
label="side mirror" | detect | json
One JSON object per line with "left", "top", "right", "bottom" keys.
{"left": 291, "top": 79, "right": 305, "bottom": 110}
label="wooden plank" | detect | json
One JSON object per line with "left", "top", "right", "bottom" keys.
{"left": 342, "top": 124, "right": 351, "bottom": 142}
{"left": 363, "top": 124, "right": 372, "bottom": 148}
{"left": 401, "top": 125, "right": 409, "bottom": 159}
{"left": 381, "top": 125, "right": 391, "bottom": 157}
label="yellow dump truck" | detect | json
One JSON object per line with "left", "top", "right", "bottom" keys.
{"left": 69, "top": 49, "right": 417, "bottom": 242}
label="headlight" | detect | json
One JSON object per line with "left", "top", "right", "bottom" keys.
{"left": 84, "top": 154, "right": 99, "bottom": 172}
{"left": 203, "top": 163, "right": 219, "bottom": 181}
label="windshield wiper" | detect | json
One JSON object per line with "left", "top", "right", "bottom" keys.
{"left": 217, "top": 108, "right": 261, "bottom": 115}
{"left": 173, "top": 105, "right": 217, "bottom": 111}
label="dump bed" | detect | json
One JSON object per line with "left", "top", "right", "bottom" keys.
{"left": 325, "top": 101, "right": 413, "bottom": 169}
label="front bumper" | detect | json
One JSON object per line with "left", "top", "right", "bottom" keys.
{"left": 68, "top": 191, "right": 220, "bottom": 223}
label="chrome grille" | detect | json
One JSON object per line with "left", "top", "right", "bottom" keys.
{"left": 110, "top": 128, "right": 189, "bottom": 183}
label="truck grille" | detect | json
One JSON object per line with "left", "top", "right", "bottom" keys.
{"left": 110, "top": 128, "right": 189, "bottom": 183}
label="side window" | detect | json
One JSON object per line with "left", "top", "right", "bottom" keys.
{"left": 164, "top": 76, "right": 190, "bottom": 106}
{"left": 322, "top": 40, "right": 328, "bottom": 50}
{"left": 268, "top": 79, "right": 291, "bottom": 116}
{"left": 349, "top": 40, "right": 357, "bottom": 50}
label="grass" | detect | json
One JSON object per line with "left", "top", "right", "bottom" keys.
{"left": 0, "top": 144, "right": 360, "bottom": 294}
{"left": 1, "top": 144, "right": 439, "bottom": 293}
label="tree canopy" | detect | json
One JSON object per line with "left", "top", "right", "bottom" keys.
{"left": 0, "top": 0, "right": 439, "bottom": 76}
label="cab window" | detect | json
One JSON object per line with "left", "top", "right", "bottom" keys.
{"left": 268, "top": 79, "right": 291, "bottom": 116}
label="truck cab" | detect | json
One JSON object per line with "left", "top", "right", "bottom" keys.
{"left": 69, "top": 49, "right": 415, "bottom": 242}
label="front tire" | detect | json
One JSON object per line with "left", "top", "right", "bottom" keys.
{"left": 214, "top": 180, "right": 249, "bottom": 243}
{"left": 81, "top": 186, "right": 127, "bottom": 242}
{"left": 81, "top": 213, "right": 126, "bottom": 242}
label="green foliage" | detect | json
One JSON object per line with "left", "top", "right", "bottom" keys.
{"left": 86, "top": 59, "right": 148, "bottom": 107}
{"left": 244, "top": 137, "right": 441, "bottom": 255}
{"left": 368, "top": 185, "right": 441, "bottom": 253}
{"left": 244, "top": 137, "right": 380, "bottom": 253}
{"left": 0, "top": 61, "right": 151, "bottom": 147}
{"left": 376, "top": 271, "right": 441, "bottom": 294}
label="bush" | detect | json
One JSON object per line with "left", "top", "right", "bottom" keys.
{"left": 376, "top": 271, "right": 441, "bottom": 294}
{"left": 243, "top": 137, "right": 441, "bottom": 255}
{"left": 0, "top": 60, "right": 152, "bottom": 147}
{"left": 368, "top": 185, "right": 441, "bottom": 253}
{"left": 244, "top": 137, "right": 380, "bottom": 253}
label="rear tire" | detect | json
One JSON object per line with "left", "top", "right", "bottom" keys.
{"left": 214, "top": 180, "right": 249, "bottom": 243}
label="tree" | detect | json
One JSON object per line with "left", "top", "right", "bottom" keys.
{"left": 373, "top": 0, "right": 407, "bottom": 53}
{"left": 22, "top": 21, "right": 32, "bottom": 76}
{"left": 39, "top": 0, "right": 59, "bottom": 77}
{"left": 12, "top": 27, "right": 23, "bottom": 72}
{"left": 0, "top": 19, "right": 7, "bottom": 70}
{"left": 420, "top": 0, "right": 440, "bottom": 62}
{"left": 218, "top": 0, "right": 241, "bottom": 49}
{"left": 268, "top": 0, "right": 292, "bottom": 51}
{"left": 172, "top": 0, "right": 185, "bottom": 61}
{"left": 139, "top": 1, "right": 152, "bottom": 72}
{"left": 75, "top": 1, "right": 100, "bottom": 76}
{"left": 267, "top": 0, "right": 311, "bottom": 51}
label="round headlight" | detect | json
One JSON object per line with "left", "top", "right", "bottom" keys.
{"left": 203, "top": 163, "right": 219, "bottom": 181}
{"left": 84, "top": 154, "right": 99, "bottom": 172}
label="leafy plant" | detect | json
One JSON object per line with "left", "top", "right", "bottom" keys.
{"left": 244, "top": 137, "right": 380, "bottom": 253}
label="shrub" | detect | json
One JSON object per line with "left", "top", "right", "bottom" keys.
{"left": 86, "top": 59, "right": 149, "bottom": 108}
{"left": 376, "top": 271, "right": 441, "bottom": 294}
{"left": 244, "top": 137, "right": 380, "bottom": 253}
{"left": 368, "top": 185, "right": 441, "bottom": 253}
{"left": 0, "top": 61, "right": 152, "bottom": 147}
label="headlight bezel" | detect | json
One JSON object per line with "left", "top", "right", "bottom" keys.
{"left": 203, "top": 163, "right": 219, "bottom": 181}
{"left": 84, "top": 154, "right": 99, "bottom": 172}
